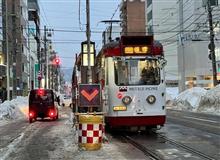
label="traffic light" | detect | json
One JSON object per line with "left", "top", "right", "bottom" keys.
{"left": 54, "top": 57, "right": 61, "bottom": 65}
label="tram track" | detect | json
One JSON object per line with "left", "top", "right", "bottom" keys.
{"left": 121, "top": 132, "right": 217, "bottom": 160}
{"left": 154, "top": 131, "right": 216, "bottom": 160}
{"left": 122, "top": 135, "right": 163, "bottom": 160}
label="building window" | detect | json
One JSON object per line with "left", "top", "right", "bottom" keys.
{"left": 147, "top": 0, "right": 152, "bottom": 7}
{"left": 148, "top": 25, "right": 153, "bottom": 35}
{"left": 147, "top": 10, "right": 152, "bottom": 22}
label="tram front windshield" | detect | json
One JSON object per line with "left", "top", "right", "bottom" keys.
{"left": 114, "top": 59, "right": 160, "bottom": 86}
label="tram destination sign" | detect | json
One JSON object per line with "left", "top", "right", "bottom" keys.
{"left": 121, "top": 36, "right": 153, "bottom": 56}
{"left": 79, "top": 84, "right": 101, "bottom": 107}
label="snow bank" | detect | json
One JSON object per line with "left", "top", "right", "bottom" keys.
{"left": 0, "top": 96, "right": 28, "bottom": 120}
{"left": 198, "top": 85, "right": 220, "bottom": 115}
{"left": 166, "top": 87, "right": 179, "bottom": 107}
{"left": 173, "top": 87, "right": 207, "bottom": 111}
{"left": 171, "top": 86, "right": 220, "bottom": 115}
{"left": 166, "top": 87, "right": 179, "bottom": 100}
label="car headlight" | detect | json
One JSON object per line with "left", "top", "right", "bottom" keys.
{"left": 122, "top": 96, "right": 132, "bottom": 105}
{"left": 146, "top": 95, "right": 156, "bottom": 104}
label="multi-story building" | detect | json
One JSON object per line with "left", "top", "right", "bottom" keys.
{"left": 177, "top": 0, "right": 220, "bottom": 91}
{"left": 146, "top": 0, "right": 220, "bottom": 90}
{"left": 120, "top": 0, "right": 146, "bottom": 36}
{"left": 28, "top": 0, "right": 40, "bottom": 89}
{"left": 2, "top": 0, "right": 30, "bottom": 98}
{"left": 146, "top": 0, "right": 179, "bottom": 86}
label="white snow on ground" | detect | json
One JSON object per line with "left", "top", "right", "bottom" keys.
{"left": 0, "top": 96, "right": 28, "bottom": 121}
{"left": 198, "top": 85, "right": 220, "bottom": 115}
{"left": 174, "top": 87, "right": 207, "bottom": 111}
{"left": 166, "top": 87, "right": 179, "bottom": 107}
{"left": 167, "top": 85, "right": 220, "bottom": 115}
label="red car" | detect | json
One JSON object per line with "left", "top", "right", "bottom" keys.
{"left": 28, "top": 89, "right": 59, "bottom": 123}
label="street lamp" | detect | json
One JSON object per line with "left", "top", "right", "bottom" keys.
{"left": 81, "top": 41, "right": 95, "bottom": 66}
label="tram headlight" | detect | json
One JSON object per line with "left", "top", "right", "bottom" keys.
{"left": 146, "top": 95, "right": 156, "bottom": 104}
{"left": 122, "top": 96, "right": 132, "bottom": 105}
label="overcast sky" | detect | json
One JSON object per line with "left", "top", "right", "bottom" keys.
{"left": 39, "top": 0, "right": 120, "bottom": 70}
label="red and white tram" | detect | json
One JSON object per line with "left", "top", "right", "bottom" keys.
{"left": 95, "top": 36, "right": 167, "bottom": 130}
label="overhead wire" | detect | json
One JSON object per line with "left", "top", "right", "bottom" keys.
{"left": 39, "top": 0, "right": 51, "bottom": 27}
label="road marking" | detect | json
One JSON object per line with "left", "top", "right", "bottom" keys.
{"left": 183, "top": 116, "right": 219, "bottom": 123}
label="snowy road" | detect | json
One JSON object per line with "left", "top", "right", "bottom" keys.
{"left": 0, "top": 104, "right": 219, "bottom": 159}
{"left": 167, "top": 109, "right": 220, "bottom": 135}
{"left": 161, "top": 109, "right": 220, "bottom": 159}
{"left": 119, "top": 109, "right": 220, "bottom": 160}
{"left": 0, "top": 107, "right": 148, "bottom": 160}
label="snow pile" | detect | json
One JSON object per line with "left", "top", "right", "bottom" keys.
{"left": 166, "top": 87, "right": 179, "bottom": 100}
{"left": 0, "top": 96, "right": 28, "bottom": 120}
{"left": 173, "top": 87, "right": 207, "bottom": 111}
{"left": 166, "top": 87, "right": 179, "bottom": 107}
{"left": 198, "top": 85, "right": 220, "bottom": 114}
{"left": 171, "top": 86, "right": 220, "bottom": 115}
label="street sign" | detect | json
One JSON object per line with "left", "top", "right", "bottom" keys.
{"left": 35, "top": 64, "right": 40, "bottom": 88}
{"left": 79, "top": 84, "right": 101, "bottom": 107}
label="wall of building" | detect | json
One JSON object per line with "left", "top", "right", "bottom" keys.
{"left": 121, "top": 0, "right": 146, "bottom": 36}
{"left": 146, "top": 0, "right": 178, "bottom": 85}
{"left": 178, "top": 0, "right": 220, "bottom": 91}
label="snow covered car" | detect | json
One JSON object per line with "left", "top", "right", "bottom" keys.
{"left": 28, "top": 89, "right": 59, "bottom": 123}
{"left": 62, "top": 95, "right": 72, "bottom": 107}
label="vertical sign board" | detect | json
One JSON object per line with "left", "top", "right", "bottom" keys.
{"left": 79, "top": 84, "right": 101, "bottom": 107}
{"left": 34, "top": 64, "right": 40, "bottom": 88}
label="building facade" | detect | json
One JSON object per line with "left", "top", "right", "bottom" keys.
{"left": 146, "top": 0, "right": 179, "bottom": 86}
{"left": 2, "top": 0, "right": 30, "bottom": 98}
{"left": 28, "top": 0, "right": 40, "bottom": 89}
{"left": 177, "top": 0, "right": 220, "bottom": 91}
{"left": 120, "top": 0, "right": 146, "bottom": 36}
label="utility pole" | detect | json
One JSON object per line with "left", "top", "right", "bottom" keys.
{"left": 86, "top": 0, "right": 93, "bottom": 113}
{"left": 44, "top": 25, "right": 48, "bottom": 89}
{"left": 207, "top": 0, "right": 218, "bottom": 86}
{"left": 86, "top": 0, "right": 92, "bottom": 84}
{"left": 12, "top": 0, "right": 17, "bottom": 98}
{"left": 179, "top": 0, "right": 185, "bottom": 91}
